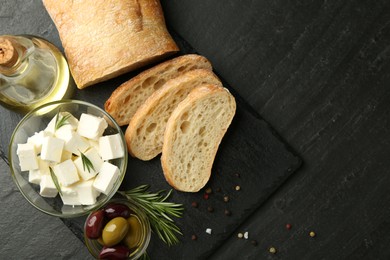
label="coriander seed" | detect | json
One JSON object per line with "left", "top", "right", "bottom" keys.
{"left": 223, "top": 195, "right": 229, "bottom": 202}
{"left": 237, "top": 232, "right": 243, "bottom": 239}
{"left": 269, "top": 247, "right": 277, "bottom": 254}
{"left": 309, "top": 231, "right": 316, "bottom": 237}
{"left": 235, "top": 185, "right": 241, "bottom": 191}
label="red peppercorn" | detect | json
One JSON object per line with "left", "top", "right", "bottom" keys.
{"left": 191, "top": 202, "right": 199, "bottom": 208}
{"left": 286, "top": 223, "right": 292, "bottom": 230}
{"left": 203, "top": 193, "right": 209, "bottom": 200}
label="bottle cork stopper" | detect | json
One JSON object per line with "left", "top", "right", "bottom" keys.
{"left": 0, "top": 37, "right": 19, "bottom": 68}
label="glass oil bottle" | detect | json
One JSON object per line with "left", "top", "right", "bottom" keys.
{"left": 0, "top": 35, "right": 73, "bottom": 112}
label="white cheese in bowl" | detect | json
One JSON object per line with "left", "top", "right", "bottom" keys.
{"left": 16, "top": 112, "right": 125, "bottom": 206}
{"left": 40, "top": 136, "right": 65, "bottom": 162}
{"left": 17, "top": 143, "right": 39, "bottom": 171}
{"left": 77, "top": 113, "right": 108, "bottom": 140}
{"left": 99, "top": 133, "right": 124, "bottom": 160}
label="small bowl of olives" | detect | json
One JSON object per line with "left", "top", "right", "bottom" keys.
{"left": 84, "top": 197, "right": 151, "bottom": 259}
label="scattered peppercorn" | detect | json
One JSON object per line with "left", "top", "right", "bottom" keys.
{"left": 224, "top": 209, "right": 231, "bottom": 216}
{"left": 216, "top": 187, "right": 222, "bottom": 192}
{"left": 191, "top": 202, "right": 199, "bottom": 208}
{"left": 223, "top": 195, "right": 229, "bottom": 202}
{"left": 237, "top": 233, "right": 243, "bottom": 239}
{"left": 251, "top": 240, "right": 258, "bottom": 246}
{"left": 269, "top": 247, "right": 277, "bottom": 254}
{"left": 235, "top": 185, "right": 241, "bottom": 191}
{"left": 191, "top": 234, "right": 197, "bottom": 241}
{"left": 309, "top": 231, "right": 316, "bottom": 238}
{"left": 205, "top": 187, "right": 212, "bottom": 194}
{"left": 235, "top": 173, "right": 241, "bottom": 178}
{"left": 203, "top": 193, "right": 209, "bottom": 200}
{"left": 207, "top": 206, "right": 214, "bottom": 213}
{"left": 286, "top": 223, "right": 292, "bottom": 230}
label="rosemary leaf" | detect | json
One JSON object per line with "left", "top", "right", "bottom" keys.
{"left": 49, "top": 167, "right": 62, "bottom": 196}
{"left": 55, "top": 112, "right": 71, "bottom": 130}
{"left": 80, "top": 151, "right": 95, "bottom": 173}
{"left": 119, "top": 185, "right": 184, "bottom": 246}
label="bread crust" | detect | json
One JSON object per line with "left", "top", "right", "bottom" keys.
{"left": 161, "top": 84, "right": 236, "bottom": 192}
{"left": 105, "top": 54, "right": 212, "bottom": 126}
{"left": 42, "top": 0, "right": 179, "bottom": 89}
{"left": 125, "top": 69, "right": 222, "bottom": 160}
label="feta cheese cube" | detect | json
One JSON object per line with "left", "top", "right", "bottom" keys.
{"left": 53, "top": 159, "right": 80, "bottom": 187}
{"left": 54, "top": 124, "right": 74, "bottom": 140}
{"left": 41, "top": 136, "right": 65, "bottom": 162}
{"left": 60, "top": 186, "right": 81, "bottom": 206}
{"left": 17, "top": 143, "right": 38, "bottom": 171}
{"left": 45, "top": 112, "right": 79, "bottom": 134}
{"left": 40, "top": 175, "right": 58, "bottom": 198}
{"left": 99, "top": 134, "right": 124, "bottom": 160}
{"left": 59, "top": 112, "right": 79, "bottom": 130}
{"left": 44, "top": 115, "right": 57, "bottom": 134}
{"left": 74, "top": 179, "right": 100, "bottom": 205}
{"left": 93, "top": 162, "right": 119, "bottom": 195}
{"left": 28, "top": 169, "right": 41, "bottom": 185}
{"left": 28, "top": 157, "right": 50, "bottom": 184}
{"left": 74, "top": 148, "right": 103, "bottom": 180}
{"left": 61, "top": 150, "right": 73, "bottom": 162}
{"left": 27, "top": 131, "right": 51, "bottom": 153}
{"left": 55, "top": 125, "right": 90, "bottom": 156}
{"left": 88, "top": 139, "right": 100, "bottom": 151}
{"left": 77, "top": 113, "right": 108, "bottom": 140}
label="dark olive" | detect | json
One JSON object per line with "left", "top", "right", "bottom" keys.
{"left": 85, "top": 209, "right": 105, "bottom": 239}
{"left": 104, "top": 203, "right": 132, "bottom": 219}
{"left": 99, "top": 245, "right": 131, "bottom": 260}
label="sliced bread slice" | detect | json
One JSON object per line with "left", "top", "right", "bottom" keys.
{"left": 105, "top": 54, "right": 212, "bottom": 126}
{"left": 161, "top": 84, "right": 236, "bottom": 192}
{"left": 125, "top": 69, "right": 222, "bottom": 160}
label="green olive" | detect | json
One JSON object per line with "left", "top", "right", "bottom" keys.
{"left": 124, "top": 216, "right": 142, "bottom": 249}
{"left": 102, "top": 217, "right": 129, "bottom": 247}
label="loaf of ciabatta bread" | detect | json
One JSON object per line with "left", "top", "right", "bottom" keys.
{"left": 42, "top": 0, "right": 179, "bottom": 89}
{"left": 125, "top": 69, "right": 222, "bottom": 160}
{"left": 161, "top": 84, "right": 236, "bottom": 192}
{"left": 105, "top": 54, "right": 212, "bottom": 126}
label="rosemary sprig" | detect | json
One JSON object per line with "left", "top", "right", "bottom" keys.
{"left": 119, "top": 185, "right": 184, "bottom": 246}
{"left": 80, "top": 151, "right": 95, "bottom": 173}
{"left": 49, "top": 166, "right": 62, "bottom": 196}
{"left": 55, "top": 112, "right": 71, "bottom": 130}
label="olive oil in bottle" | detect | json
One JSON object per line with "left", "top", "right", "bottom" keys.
{"left": 0, "top": 35, "right": 72, "bottom": 112}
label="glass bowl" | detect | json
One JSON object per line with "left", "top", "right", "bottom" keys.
{"left": 8, "top": 99, "right": 128, "bottom": 218}
{"left": 84, "top": 197, "right": 151, "bottom": 259}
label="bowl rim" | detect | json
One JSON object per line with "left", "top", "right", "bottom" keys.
{"left": 8, "top": 99, "right": 128, "bottom": 218}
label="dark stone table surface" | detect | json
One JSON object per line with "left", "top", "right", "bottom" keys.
{"left": 1, "top": 0, "right": 390, "bottom": 259}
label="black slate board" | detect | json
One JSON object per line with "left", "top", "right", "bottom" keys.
{"left": 58, "top": 31, "right": 302, "bottom": 259}
{"left": 0, "top": 30, "right": 301, "bottom": 259}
